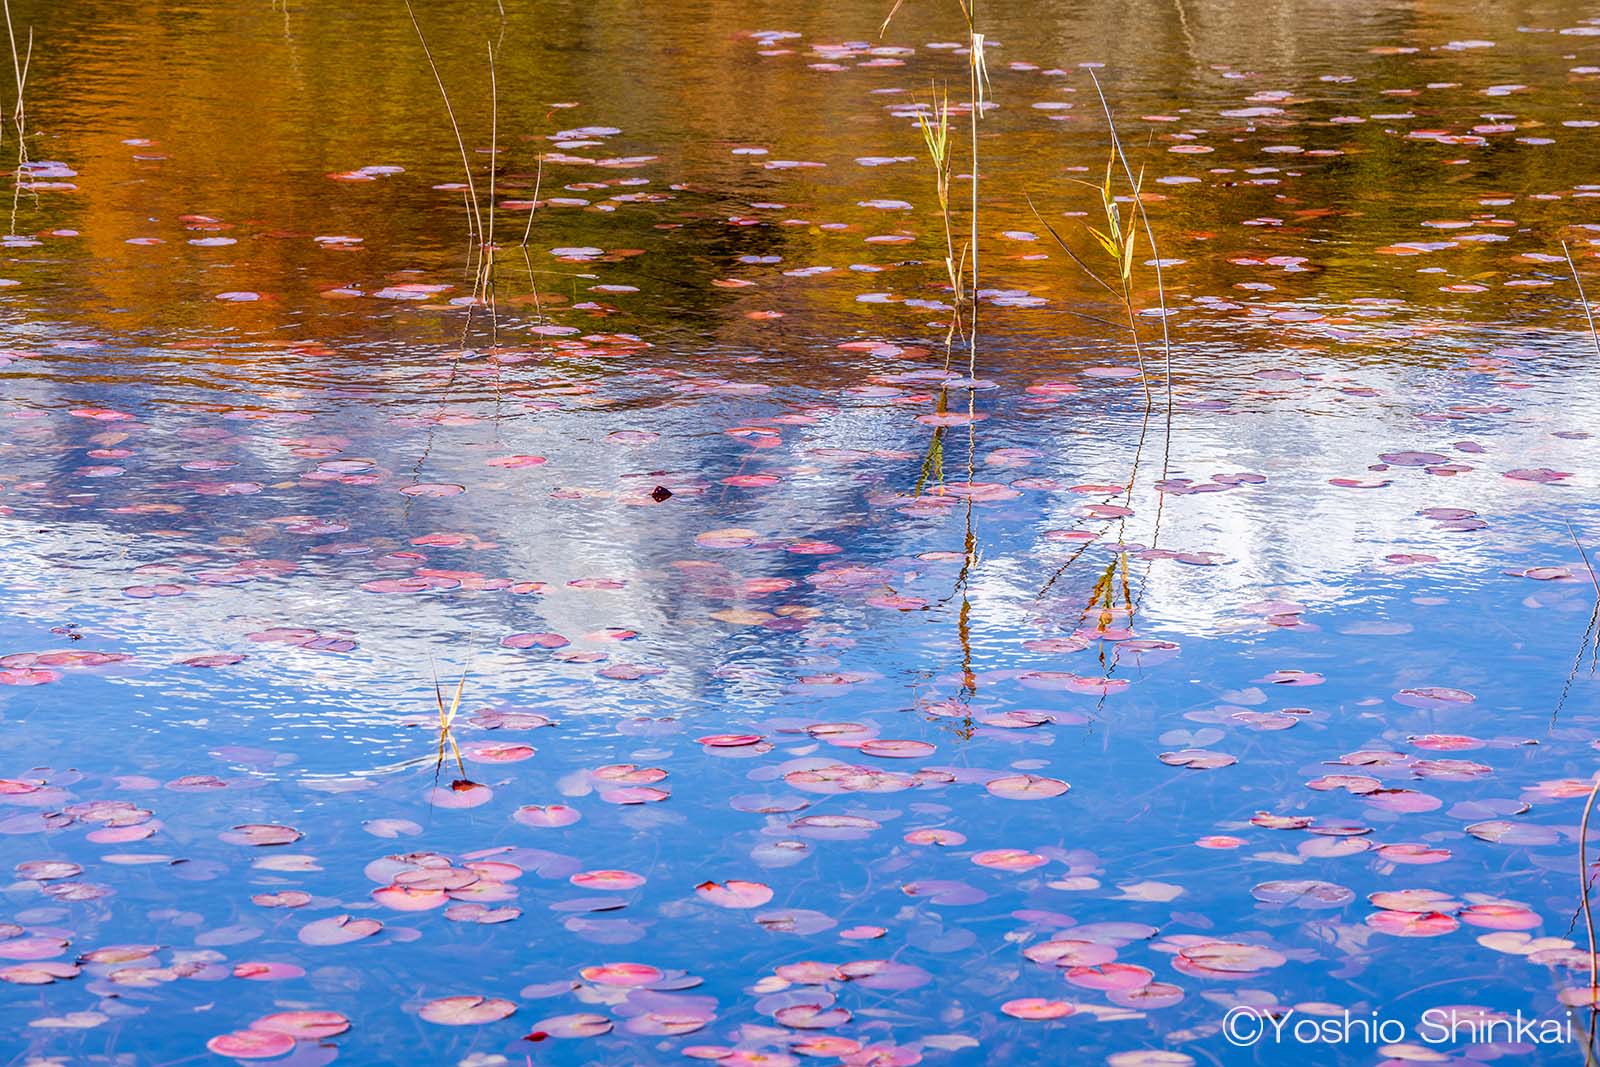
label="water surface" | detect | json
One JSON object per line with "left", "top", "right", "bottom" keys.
{"left": 3, "top": 2, "right": 1600, "bottom": 1065}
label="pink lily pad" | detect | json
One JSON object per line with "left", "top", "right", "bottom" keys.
{"left": 775, "top": 1004, "right": 852, "bottom": 1028}
{"left": 298, "top": 914, "right": 382, "bottom": 946}
{"left": 985, "top": 774, "right": 1070, "bottom": 800}
{"left": 696, "top": 879, "right": 774, "bottom": 908}
{"left": 527, "top": 1013, "right": 613, "bottom": 1038}
{"left": 252, "top": 1011, "right": 350, "bottom": 1039}
{"left": 1366, "top": 910, "right": 1459, "bottom": 937}
{"left": 998, "top": 998, "right": 1075, "bottom": 1023}
{"left": 514, "top": 804, "right": 581, "bottom": 828}
{"left": 206, "top": 1030, "right": 295, "bottom": 1059}
{"left": 232, "top": 962, "right": 306, "bottom": 981}
{"left": 571, "top": 870, "right": 646, "bottom": 891}
{"left": 219, "top": 824, "right": 303, "bottom": 847}
{"left": 419, "top": 995, "right": 517, "bottom": 1025}
{"left": 580, "top": 962, "right": 662, "bottom": 987}
{"left": 1065, "top": 963, "right": 1154, "bottom": 991}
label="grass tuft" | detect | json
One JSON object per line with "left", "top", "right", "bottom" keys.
{"left": 433, "top": 663, "right": 470, "bottom": 783}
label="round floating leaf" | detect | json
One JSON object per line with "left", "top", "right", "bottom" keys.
{"left": 774, "top": 1004, "right": 852, "bottom": 1029}
{"left": 419, "top": 996, "right": 517, "bottom": 1025}
{"left": 696, "top": 880, "right": 774, "bottom": 908}
{"left": 232, "top": 962, "right": 305, "bottom": 981}
{"left": 1369, "top": 889, "right": 1460, "bottom": 913}
{"left": 572, "top": 870, "right": 646, "bottom": 891}
{"left": 859, "top": 739, "right": 936, "bottom": 759}
{"left": 1065, "top": 963, "right": 1154, "bottom": 991}
{"left": 986, "top": 774, "right": 1069, "bottom": 800}
{"left": 1458, "top": 903, "right": 1541, "bottom": 930}
{"left": 219, "top": 824, "right": 303, "bottom": 847}
{"left": 252, "top": 1010, "right": 350, "bottom": 1039}
{"left": 1001, "top": 998, "right": 1075, "bottom": 1020}
{"left": 206, "top": 1030, "right": 295, "bottom": 1059}
{"left": 514, "top": 804, "right": 581, "bottom": 828}
{"left": 1250, "top": 880, "right": 1355, "bottom": 909}
{"left": 0, "top": 960, "right": 80, "bottom": 984}
{"left": 527, "top": 1013, "right": 613, "bottom": 1039}
{"left": 972, "top": 849, "right": 1047, "bottom": 872}
{"left": 298, "top": 914, "right": 382, "bottom": 946}
{"left": 1365, "top": 910, "right": 1459, "bottom": 937}
{"left": 579, "top": 962, "right": 662, "bottom": 987}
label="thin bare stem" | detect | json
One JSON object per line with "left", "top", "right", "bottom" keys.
{"left": 1556, "top": 522, "right": 1600, "bottom": 728}
{"left": 1573, "top": 521, "right": 1600, "bottom": 601}
{"left": 1565, "top": 239, "right": 1600, "bottom": 362}
{"left": 482, "top": 39, "right": 499, "bottom": 340}
{"left": 1089, "top": 70, "right": 1174, "bottom": 489}
{"left": 877, "top": 0, "right": 907, "bottom": 36}
{"left": 966, "top": 29, "right": 980, "bottom": 378}
{"left": 403, "top": 0, "right": 484, "bottom": 258}
{"left": 1580, "top": 773, "right": 1600, "bottom": 1004}
{"left": 486, "top": 43, "right": 497, "bottom": 258}
{"left": 519, "top": 152, "right": 546, "bottom": 323}
{"left": 1025, "top": 193, "right": 1119, "bottom": 297}
{"left": 520, "top": 153, "right": 544, "bottom": 247}
{"left": 4, "top": 0, "right": 34, "bottom": 236}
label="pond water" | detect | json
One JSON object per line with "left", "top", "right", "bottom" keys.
{"left": 3, "top": 1, "right": 1600, "bottom": 1064}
